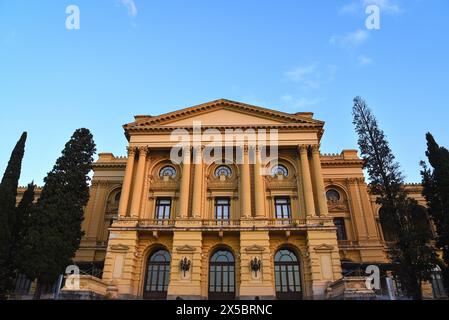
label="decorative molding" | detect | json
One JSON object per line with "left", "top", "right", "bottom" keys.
{"left": 313, "top": 244, "right": 334, "bottom": 252}
{"left": 245, "top": 245, "right": 266, "bottom": 253}
{"left": 127, "top": 146, "right": 136, "bottom": 156}
{"left": 123, "top": 99, "right": 324, "bottom": 130}
{"left": 176, "top": 245, "right": 197, "bottom": 253}
{"left": 109, "top": 244, "right": 130, "bottom": 252}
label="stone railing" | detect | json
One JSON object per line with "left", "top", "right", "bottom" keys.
{"left": 60, "top": 275, "right": 108, "bottom": 300}
{"left": 326, "top": 277, "right": 376, "bottom": 300}
{"left": 133, "top": 218, "right": 312, "bottom": 230}
{"left": 138, "top": 219, "right": 176, "bottom": 227}
{"left": 267, "top": 219, "right": 307, "bottom": 228}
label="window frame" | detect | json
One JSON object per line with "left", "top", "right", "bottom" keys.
{"left": 214, "top": 165, "right": 232, "bottom": 178}
{"left": 214, "top": 197, "right": 231, "bottom": 220}
{"left": 271, "top": 165, "right": 289, "bottom": 177}
{"left": 159, "top": 166, "right": 177, "bottom": 178}
{"left": 274, "top": 197, "right": 291, "bottom": 219}
{"left": 334, "top": 217, "right": 348, "bottom": 241}
{"left": 155, "top": 198, "right": 172, "bottom": 220}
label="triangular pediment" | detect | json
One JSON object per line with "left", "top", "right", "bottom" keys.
{"left": 124, "top": 99, "right": 323, "bottom": 131}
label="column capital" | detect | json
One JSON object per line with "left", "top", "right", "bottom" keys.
{"left": 311, "top": 144, "right": 321, "bottom": 153}
{"left": 183, "top": 146, "right": 192, "bottom": 155}
{"left": 241, "top": 145, "right": 250, "bottom": 154}
{"left": 137, "top": 145, "right": 149, "bottom": 156}
{"left": 299, "top": 144, "right": 309, "bottom": 153}
{"left": 127, "top": 146, "right": 137, "bottom": 156}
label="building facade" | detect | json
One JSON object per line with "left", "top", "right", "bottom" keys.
{"left": 68, "top": 99, "right": 441, "bottom": 300}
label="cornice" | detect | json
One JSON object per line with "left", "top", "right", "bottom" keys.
{"left": 124, "top": 99, "right": 324, "bottom": 130}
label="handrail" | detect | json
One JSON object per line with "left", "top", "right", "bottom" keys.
{"left": 137, "top": 218, "right": 308, "bottom": 228}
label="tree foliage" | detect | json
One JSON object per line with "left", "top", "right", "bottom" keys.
{"left": 0, "top": 132, "right": 27, "bottom": 298}
{"left": 19, "top": 129, "right": 96, "bottom": 298}
{"left": 421, "top": 132, "right": 449, "bottom": 290}
{"left": 352, "top": 97, "right": 436, "bottom": 299}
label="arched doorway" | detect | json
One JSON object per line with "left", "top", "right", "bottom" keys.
{"left": 143, "top": 249, "right": 171, "bottom": 300}
{"left": 208, "top": 249, "right": 235, "bottom": 300}
{"left": 274, "top": 248, "right": 302, "bottom": 300}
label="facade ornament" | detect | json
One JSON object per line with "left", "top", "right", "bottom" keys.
{"left": 127, "top": 146, "right": 136, "bottom": 156}
{"left": 250, "top": 257, "right": 262, "bottom": 277}
{"left": 311, "top": 144, "right": 320, "bottom": 153}
{"left": 180, "top": 257, "right": 192, "bottom": 277}
{"left": 299, "top": 144, "right": 309, "bottom": 153}
{"left": 137, "top": 145, "right": 149, "bottom": 155}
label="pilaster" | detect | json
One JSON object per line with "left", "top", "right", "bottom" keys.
{"left": 167, "top": 231, "right": 203, "bottom": 300}
{"left": 239, "top": 231, "right": 275, "bottom": 299}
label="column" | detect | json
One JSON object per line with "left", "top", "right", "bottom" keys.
{"left": 191, "top": 146, "right": 203, "bottom": 218}
{"left": 240, "top": 145, "right": 252, "bottom": 218}
{"left": 254, "top": 146, "right": 266, "bottom": 218}
{"left": 129, "top": 146, "right": 148, "bottom": 218}
{"left": 311, "top": 145, "right": 329, "bottom": 216}
{"left": 295, "top": 156, "right": 306, "bottom": 219}
{"left": 178, "top": 147, "right": 191, "bottom": 218}
{"left": 299, "top": 145, "right": 316, "bottom": 217}
{"left": 118, "top": 147, "right": 136, "bottom": 217}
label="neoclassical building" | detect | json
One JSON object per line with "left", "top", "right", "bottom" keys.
{"left": 54, "top": 99, "right": 442, "bottom": 300}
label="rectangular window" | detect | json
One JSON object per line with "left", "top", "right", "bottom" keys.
{"left": 215, "top": 197, "right": 230, "bottom": 220}
{"left": 334, "top": 218, "right": 347, "bottom": 240}
{"left": 155, "top": 198, "right": 171, "bottom": 220}
{"left": 275, "top": 197, "right": 291, "bottom": 219}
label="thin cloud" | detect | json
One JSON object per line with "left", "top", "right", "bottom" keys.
{"left": 339, "top": 0, "right": 402, "bottom": 15}
{"left": 285, "top": 64, "right": 320, "bottom": 89}
{"left": 357, "top": 55, "right": 373, "bottom": 65}
{"left": 330, "top": 29, "right": 369, "bottom": 48}
{"left": 120, "top": 0, "right": 138, "bottom": 17}
{"left": 338, "top": 2, "right": 359, "bottom": 15}
{"left": 280, "top": 95, "right": 322, "bottom": 109}
{"left": 363, "top": 0, "right": 402, "bottom": 14}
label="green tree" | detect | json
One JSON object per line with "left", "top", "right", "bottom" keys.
{"left": 421, "top": 132, "right": 449, "bottom": 290}
{"left": 0, "top": 132, "right": 27, "bottom": 299}
{"left": 12, "top": 183, "right": 36, "bottom": 274}
{"left": 352, "top": 97, "right": 436, "bottom": 299}
{"left": 20, "top": 129, "right": 96, "bottom": 299}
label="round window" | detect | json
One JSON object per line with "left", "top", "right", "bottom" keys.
{"left": 160, "top": 166, "right": 177, "bottom": 178}
{"left": 326, "top": 189, "right": 341, "bottom": 202}
{"left": 271, "top": 165, "right": 288, "bottom": 177}
{"left": 214, "top": 165, "right": 232, "bottom": 178}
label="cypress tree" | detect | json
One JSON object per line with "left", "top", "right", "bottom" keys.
{"left": 421, "top": 133, "right": 449, "bottom": 290}
{"left": 0, "top": 132, "right": 27, "bottom": 299}
{"left": 19, "top": 129, "right": 96, "bottom": 299}
{"left": 12, "top": 183, "right": 36, "bottom": 274}
{"left": 352, "top": 97, "right": 436, "bottom": 299}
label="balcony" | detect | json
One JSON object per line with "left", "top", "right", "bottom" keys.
{"left": 129, "top": 218, "right": 310, "bottom": 231}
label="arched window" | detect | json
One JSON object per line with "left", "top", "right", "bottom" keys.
{"left": 326, "top": 189, "right": 341, "bottom": 202}
{"left": 214, "top": 165, "right": 232, "bottom": 178}
{"left": 209, "top": 250, "right": 235, "bottom": 300}
{"left": 114, "top": 192, "right": 121, "bottom": 203}
{"left": 274, "top": 249, "right": 302, "bottom": 300}
{"left": 271, "top": 165, "right": 289, "bottom": 177}
{"left": 159, "top": 166, "right": 176, "bottom": 178}
{"left": 144, "top": 249, "right": 171, "bottom": 300}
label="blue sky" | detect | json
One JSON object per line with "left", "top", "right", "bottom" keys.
{"left": 1, "top": 0, "right": 448, "bottom": 185}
